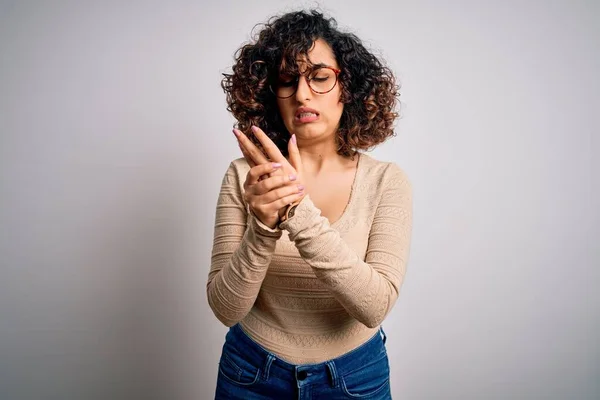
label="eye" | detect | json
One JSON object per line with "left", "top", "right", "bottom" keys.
{"left": 308, "top": 68, "right": 332, "bottom": 82}
{"left": 278, "top": 75, "right": 298, "bottom": 87}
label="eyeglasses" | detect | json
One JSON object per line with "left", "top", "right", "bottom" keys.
{"left": 270, "top": 66, "right": 341, "bottom": 99}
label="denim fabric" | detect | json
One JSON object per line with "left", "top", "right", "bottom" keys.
{"left": 214, "top": 324, "right": 391, "bottom": 399}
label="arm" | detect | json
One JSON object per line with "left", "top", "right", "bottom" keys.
{"left": 206, "top": 162, "right": 282, "bottom": 326}
{"left": 279, "top": 163, "right": 413, "bottom": 328}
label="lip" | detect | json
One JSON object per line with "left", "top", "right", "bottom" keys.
{"left": 295, "top": 107, "right": 320, "bottom": 118}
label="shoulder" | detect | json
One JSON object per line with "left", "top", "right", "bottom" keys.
{"left": 228, "top": 157, "right": 251, "bottom": 173}
{"left": 221, "top": 157, "right": 251, "bottom": 183}
{"left": 359, "top": 153, "right": 411, "bottom": 190}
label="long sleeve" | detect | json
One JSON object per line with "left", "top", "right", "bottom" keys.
{"left": 206, "top": 161, "right": 282, "bottom": 327}
{"left": 279, "top": 163, "right": 412, "bottom": 328}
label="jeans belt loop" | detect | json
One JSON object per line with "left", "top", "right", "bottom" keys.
{"left": 262, "top": 354, "right": 275, "bottom": 381}
{"left": 326, "top": 360, "right": 339, "bottom": 388}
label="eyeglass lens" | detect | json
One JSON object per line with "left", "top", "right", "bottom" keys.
{"left": 275, "top": 67, "right": 337, "bottom": 98}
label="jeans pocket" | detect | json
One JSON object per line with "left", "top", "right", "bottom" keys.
{"left": 218, "top": 347, "right": 260, "bottom": 386}
{"left": 340, "top": 352, "right": 390, "bottom": 398}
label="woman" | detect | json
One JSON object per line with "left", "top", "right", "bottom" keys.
{"left": 207, "top": 9, "right": 412, "bottom": 399}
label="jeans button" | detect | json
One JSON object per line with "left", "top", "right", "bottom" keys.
{"left": 297, "top": 370, "right": 308, "bottom": 380}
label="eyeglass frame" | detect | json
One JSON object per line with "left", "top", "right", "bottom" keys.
{"left": 269, "top": 66, "right": 342, "bottom": 99}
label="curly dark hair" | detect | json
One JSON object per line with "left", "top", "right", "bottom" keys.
{"left": 221, "top": 9, "right": 400, "bottom": 157}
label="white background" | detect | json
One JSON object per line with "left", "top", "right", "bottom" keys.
{"left": 1, "top": 0, "right": 598, "bottom": 399}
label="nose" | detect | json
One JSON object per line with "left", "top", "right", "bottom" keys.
{"left": 295, "top": 75, "right": 312, "bottom": 102}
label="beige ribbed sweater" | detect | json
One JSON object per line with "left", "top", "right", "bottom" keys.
{"left": 207, "top": 152, "right": 412, "bottom": 364}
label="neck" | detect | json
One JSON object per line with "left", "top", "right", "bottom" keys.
{"left": 295, "top": 135, "right": 352, "bottom": 175}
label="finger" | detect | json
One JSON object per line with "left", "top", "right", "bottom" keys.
{"left": 266, "top": 190, "right": 305, "bottom": 211}
{"left": 262, "top": 182, "right": 304, "bottom": 203}
{"left": 247, "top": 162, "right": 282, "bottom": 186}
{"left": 287, "top": 134, "right": 303, "bottom": 172}
{"left": 237, "top": 132, "right": 270, "bottom": 180}
{"left": 251, "top": 173, "right": 298, "bottom": 195}
{"left": 238, "top": 141, "right": 257, "bottom": 168}
{"left": 234, "top": 128, "right": 269, "bottom": 165}
{"left": 248, "top": 185, "right": 303, "bottom": 218}
{"left": 251, "top": 126, "right": 286, "bottom": 163}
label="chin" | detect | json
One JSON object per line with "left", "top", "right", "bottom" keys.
{"left": 290, "top": 124, "right": 325, "bottom": 139}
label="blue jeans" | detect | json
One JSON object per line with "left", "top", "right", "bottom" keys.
{"left": 214, "top": 324, "right": 391, "bottom": 399}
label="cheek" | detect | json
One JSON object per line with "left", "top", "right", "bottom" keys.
{"left": 278, "top": 101, "right": 295, "bottom": 121}
{"left": 332, "top": 89, "right": 344, "bottom": 113}
{"left": 330, "top": 95, "right": 344, "bottom": 119}
{"left": 276, "top": 102, "right": 295, "bottom": 132}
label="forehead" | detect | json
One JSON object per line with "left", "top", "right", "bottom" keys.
{"left": 296, "top": 38, "right": 338, "bottom": 69}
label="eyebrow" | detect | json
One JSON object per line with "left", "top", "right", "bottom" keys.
{"left": 286, "top": 62, "right": 334, "bottom": 73}
{"left": 279, "top": 62, "right": 336, "bottom": 76}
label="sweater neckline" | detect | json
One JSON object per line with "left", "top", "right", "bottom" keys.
{"left": 330, "top": 152, "right": 363, "bottom": 228}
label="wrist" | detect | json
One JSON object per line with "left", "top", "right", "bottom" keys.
{"left": 249, "top": 209, "right": 281, "bottom": 232}
{"left": 277, "top": 200, "right": 301, "bottom": 228}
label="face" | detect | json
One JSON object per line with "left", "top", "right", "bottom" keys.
{"left": 276, "top": 39, "right": 344, "bottom": 144}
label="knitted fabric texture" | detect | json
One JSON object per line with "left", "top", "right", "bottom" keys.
{"left": 207, "top": 153, "right": 412, "bottom": 364}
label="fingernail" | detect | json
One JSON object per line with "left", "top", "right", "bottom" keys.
{"left": 232, "top": 129, "right": 240, "bottom": 137}
{"left": 292, "top": 134, "right": 296, "bottom": 144}
{"left": 289, "top": 174, "right": 297, "bottom": 181}
{"left": 251, "top": 126, "right": 259, "bottom": 133}
{"left": 272, "top": 162, "right": 282, "bottom": 168}
{"left": 297, "top": 184, "right": 304, "bottom": 191}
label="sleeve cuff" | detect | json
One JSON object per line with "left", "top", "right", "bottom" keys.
{"left": 277, "top": 195, "right": 321, "bottom": 233}
{"left": 248, "top": 210, "right": 283, "bottom": 237}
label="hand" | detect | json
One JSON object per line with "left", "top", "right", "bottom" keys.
{"left": 242, "top": 162, "right": 305, "bottom": 229}
{"left": 234, "top": 127, "right": 303, "bottom": 180}
{"left": 234, "top": 126, "right": 305, "bottom": 208}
